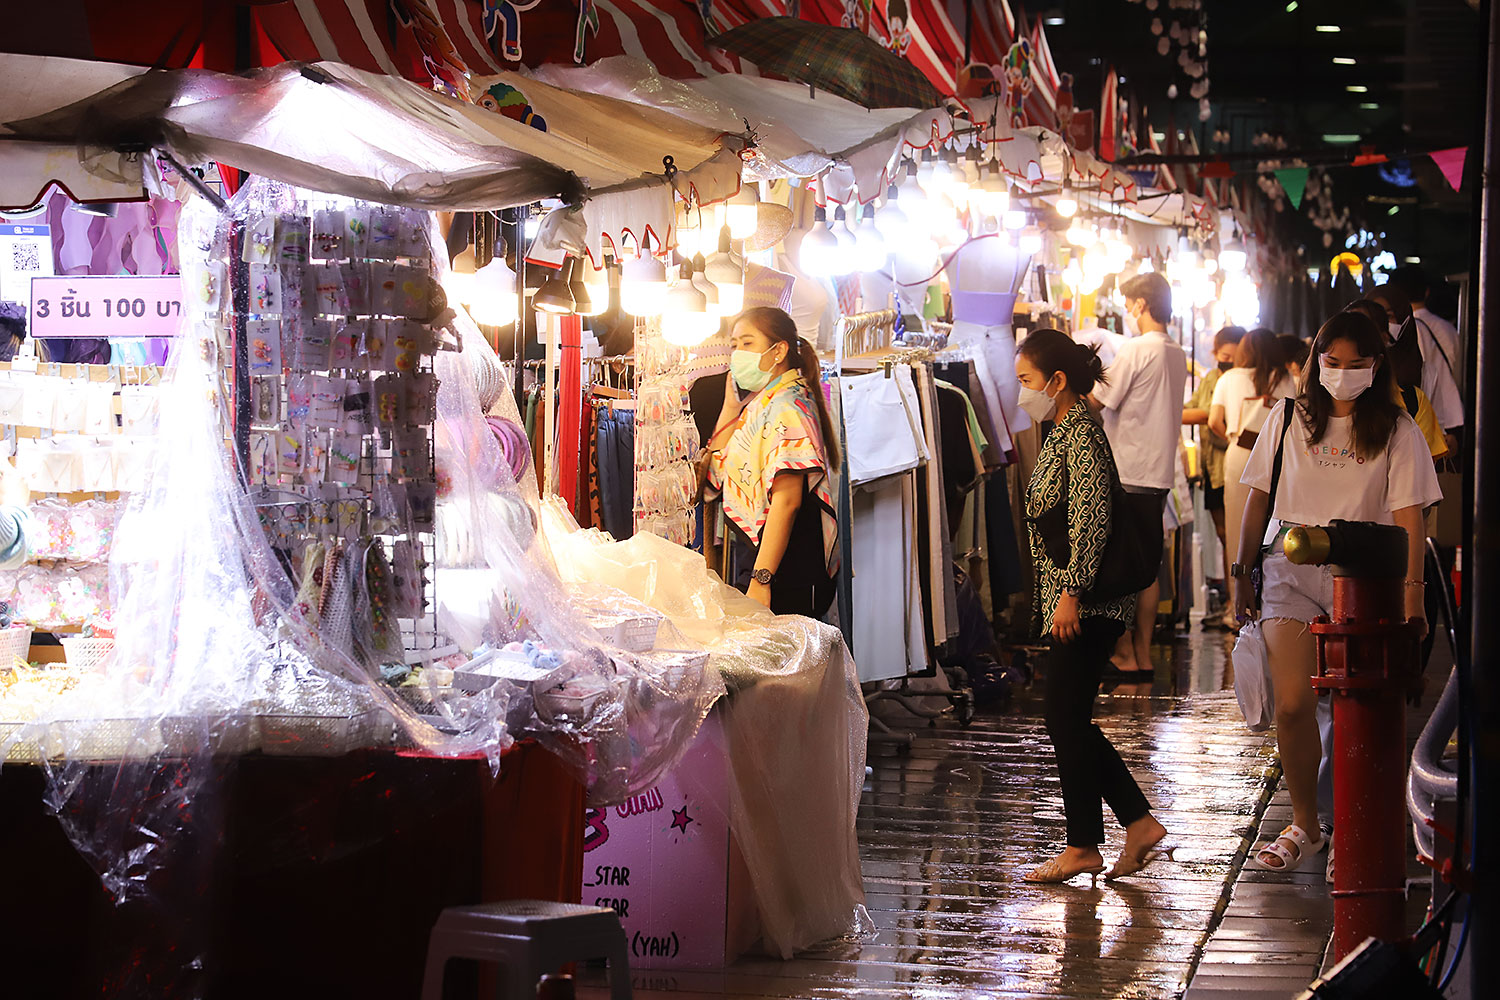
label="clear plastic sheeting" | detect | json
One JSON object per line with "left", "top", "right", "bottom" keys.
{"left": 0, "top": 180, "right": 725, "bottom": 903}
{"left": 542, "top": 506, "right": 870, "bottom": 959}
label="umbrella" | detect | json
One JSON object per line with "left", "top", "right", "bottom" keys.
{"left": 709, "top": 17, "right": 942, "bottom": 111}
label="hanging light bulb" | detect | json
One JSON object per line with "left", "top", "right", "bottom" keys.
{"left": 703, "top": 230, "right": 745, "bottom": 314}
{"left": 675, "top": 201, "right": 702, "bottom": 258}
{"left": 1063, "top": 258, "right": 1083, "bottom": 289}
{"left": 875, "top": 182, "right": 909, "bottom": 241}
{"left": 1202, "top": 252, "right": 1220, "bottom": 276}
{"left": 534, "top": 258, "right": 576, "bottom": 314}
{"left": 1019, "top": 225, "right": 1044, "bottom": 256}
{"left": 1056, "top": 174, "right": 1078, "bottom": 218}
{"left": 620, "top": 240, "right": 668, "bottom": 316}
{"left": 852, "top": 204, "right": 888, "bottom": 271}
{"left": 798, "top": 207, "right": 838, "bottom": 277}
{"left": 978, "top": 162, "right": 1009, "bottom": 217}
{"left": 1177, "top": 233, "right": 1199, "bottom": 268}
{"left": 828, "top": 206, "right": 857, "bottom": 276}
{"left": 661, "top": 264, "right": 714, "bottom": 345}
{"left": 1003, "top": 207, "right": 1028, "bottom": 231}
{"left": 465, "top": 256, "right": 520, "bottom": 326}
{"left": 916, "top": 148, "right": 938, "bottom": 187}
{"left": 899, "top": 159, "right": 930, "bottom": 215}
{"left": 1221, "top": 232, "right": 1248, "bottom": 273}
{"left": 725, "top": 183, "right": 760, "bottom": 240}
{"left": 1066, "top": 219, "right": 1094, "bottom": 247}
{"left": 690, "top": 253, "right": 722, "bottom": 317}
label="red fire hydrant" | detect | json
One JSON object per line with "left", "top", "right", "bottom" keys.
{"left": 1285, "top": 520, "right": 1424, "bottom": 964}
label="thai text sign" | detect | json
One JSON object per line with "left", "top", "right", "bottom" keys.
{"left": 30, "top": 275, "right": 184, "bottom": 338}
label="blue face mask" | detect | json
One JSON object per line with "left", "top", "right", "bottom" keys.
{"left": 730, "top": 346, "right": 777, "bottom": 391}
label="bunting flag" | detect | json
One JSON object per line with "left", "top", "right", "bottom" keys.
{"left": 1098, "top": 67, "right": 1118, "bottom": 161}
{"left": 1274, "top": 167, "right": 1308, "bottom": 210}
{"left": 1430, "top": 146, "right": 1468, "bottom": 192}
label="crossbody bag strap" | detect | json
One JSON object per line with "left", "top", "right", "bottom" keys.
{"left": 1256, "top": 397, "right": 1296, "bottom": 574}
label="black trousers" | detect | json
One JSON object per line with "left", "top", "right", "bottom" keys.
{"left": 1044, "top": 617, "right": 1152, "bottom": 847}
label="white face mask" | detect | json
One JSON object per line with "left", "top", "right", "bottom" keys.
{"left": 1320, "top": 365, "right": 1376, "bottom": 401}
{"left": 1017, "top": 380, "right": 1060, "bottom": 422}
{"left": 1122, "top": 304, "right": 1141, "bottom": 337}
{"left": 1388, "top": 321, "right": 1403, "bottom": 341}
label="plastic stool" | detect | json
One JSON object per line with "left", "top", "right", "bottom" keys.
{"left": 421, "top": 900, "right": 632, "bottom": 1000}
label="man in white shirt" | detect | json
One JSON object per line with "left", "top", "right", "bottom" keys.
{"left": 1370, "top": 285, "right": 1463, "bottom": 435}
{"left": 1391, "top": 265, "right": 1463, "bottom": 391}
{"left": 1090, "top": 272, "right": 1188, "bottom": 678}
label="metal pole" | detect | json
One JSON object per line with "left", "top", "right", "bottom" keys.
{"left": 1469, "top": 0, "right": 1500, "bottom": 991}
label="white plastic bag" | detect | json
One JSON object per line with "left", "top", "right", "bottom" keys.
{"left": 1232, "top": 619, "right": 1274, "bottom": 732}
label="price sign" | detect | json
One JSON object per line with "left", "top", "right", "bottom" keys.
{"left": 30, "top": 274, "right": 185, "bottom": 338}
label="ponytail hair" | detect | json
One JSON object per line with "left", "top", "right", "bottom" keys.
{"left": 733, "top": 306, "right": 840, "bottom": 466}
{"left": 1017, "top": 328, "right": 1108, "bottom": 396}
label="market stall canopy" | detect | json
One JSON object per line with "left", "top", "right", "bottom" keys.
{"left": 0, "top": 54, "right": 151, "bottom": 209}
{"left": 708, "top": 17, "right": 941, "bottom": 110}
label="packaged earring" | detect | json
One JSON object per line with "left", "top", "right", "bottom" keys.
{"left": 249, "top": 262, "right": 282, "bottom": 314}
{"left": 310, "top": 208, "right": 346, "bottom": 260}
{"left": 246, "top": 319, "right": 283, "bottom": 376}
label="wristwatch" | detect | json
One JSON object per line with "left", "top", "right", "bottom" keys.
{"left": 750, "top": 567, "right": 775, "bottom": 585}
{"left": 1229, "top": 562, "right": 1257, "bottom": 580}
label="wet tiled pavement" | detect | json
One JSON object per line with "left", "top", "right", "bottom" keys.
{"left": 584, "top": 627, "right": 1304, "bottom": 999}
{"left": 579, "top": 620, "right": 1447, "bottom": 999}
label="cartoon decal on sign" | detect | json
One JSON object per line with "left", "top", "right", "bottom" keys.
{"left": 885, "top": 0, "right": 912, "bottom": 56}
{"left": 1004, "top": 38, "right": 1035, "bottom": 128}
{"left": 477, "top": 81, "right": 548, "bottom": 132}
{"left": 482, "top": 0, "right": 542, "bottom": 62}
{"left": 575, "top": 0, "right": 600, "bottom": 63}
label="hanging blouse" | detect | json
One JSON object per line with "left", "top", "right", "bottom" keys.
{"left": 706, "top": 370, "right": 838, "bottom": 574}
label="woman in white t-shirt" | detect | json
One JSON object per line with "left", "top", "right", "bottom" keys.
{"left": 1230, "top": 311, "right": 1441, "bottom": 874}
{"left": 1210, "top": 327, "right": 1294, "bottom": 627}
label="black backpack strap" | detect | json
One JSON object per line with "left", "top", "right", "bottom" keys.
{"left": 1401, "top": 385, "right": 1420, "bottom": 417}
{"left": 1266, "top": 397, "right": 1295, "bottom": 519}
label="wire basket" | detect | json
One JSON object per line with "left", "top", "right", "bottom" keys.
{"left": 159, "top": 714, "right": 260, "bottom": 757}
{"left": 0, "top": 721, "right": 42, "bottom": 764}
{"left": 259, "top": 711, "right": 381, "bottom": 757}
{"left": 38, "top": 718, "right": 165, "bottom": 761}
{"left": 0, "top": 627, "right": 33, "bottom": 666}
{"left": 61, "top": 637, "right": 115, "bottom": 671}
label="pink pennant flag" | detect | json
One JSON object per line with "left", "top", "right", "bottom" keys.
{"left": 1430, "top": 147, "right": 1468, "bottom": 192}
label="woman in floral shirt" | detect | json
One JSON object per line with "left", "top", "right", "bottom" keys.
{"left": 703, "top": 307, "right": 839, "bottom": 617}
{"left": 1017, "top": 329, "right": 1167, "bottom": 884}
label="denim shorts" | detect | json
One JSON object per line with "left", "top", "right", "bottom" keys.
{"left": 1261, "top": 549, "right": 1335, "bottom": 624}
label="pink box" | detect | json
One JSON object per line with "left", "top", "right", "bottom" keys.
{"left": 580, "top": 711, "right": 756, "bottom": 968}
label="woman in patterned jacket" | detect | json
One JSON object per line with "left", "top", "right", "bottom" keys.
{"left": 702, "top": 307, "right": 839, "bottom": 617}
{"left": 1017, "top": 329, "right": 1167, "bottom": 884}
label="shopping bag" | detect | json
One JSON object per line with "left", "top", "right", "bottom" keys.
{"left": 1232, "top": 620, "right": 1274, "bottom": 732}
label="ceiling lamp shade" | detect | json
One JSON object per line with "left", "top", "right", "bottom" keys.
{"left": 572, "top": 260, "right": 606, "bottom": 316}
{"left": 620, "top": 245, "right": 668, "bottom": 317}
{"left": 726, "top": 184, "right": 761, "bottom": 240}
{"left": 798, "top": 207, "right": 840, "bottom": 278}
{"left": 534, "top": 258, "right": 576, "bottom": 314}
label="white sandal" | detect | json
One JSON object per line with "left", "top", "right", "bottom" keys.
{"left": 1325, "top": 840, "right": 1335, "bottom": 884}
{"left": 1252, "top": 824, "right": 1326, "bottom": 872}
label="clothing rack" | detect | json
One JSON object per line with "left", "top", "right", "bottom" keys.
{"left": 837, "top": 308, "right": 899, "bottom": 367}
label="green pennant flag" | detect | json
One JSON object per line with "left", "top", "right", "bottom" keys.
{"left": 1275, "top": 167, "right": 1308, "bottom": 210}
